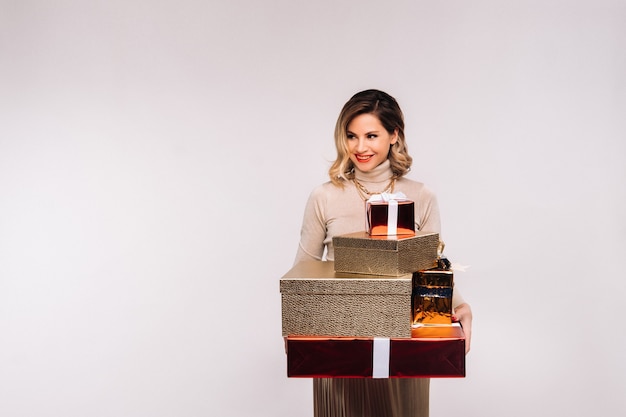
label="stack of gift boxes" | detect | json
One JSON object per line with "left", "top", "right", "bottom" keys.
{"left": 281, "top": 193, "right": 465, "bottom": 378}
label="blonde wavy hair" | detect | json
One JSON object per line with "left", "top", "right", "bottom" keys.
{"left": 329, "top": 89, "right": 413, "bottom": 186}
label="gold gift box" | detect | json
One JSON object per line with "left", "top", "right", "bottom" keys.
{"left": 333, "top": 231, "right": 439, "bottom": 276}
{"left": 280, "top": 260, "right": 413, "bottom": 338}
{"left": 412, "top": 269, "right": 454, "bottom": 325}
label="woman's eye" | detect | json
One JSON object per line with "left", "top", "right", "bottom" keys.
{"left": 367, "top": 134, "right": 377, "bottom": 139}
{"left": 346, "top": 134, "right": 355, "bottom": 139}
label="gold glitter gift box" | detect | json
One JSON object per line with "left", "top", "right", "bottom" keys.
{"left": 280, "top": 260, "right": 413, "bottom": 338}
{"left": 332, "top": 231, "right": 440, "bottom": 276}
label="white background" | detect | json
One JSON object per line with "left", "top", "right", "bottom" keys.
{"left": 1, "top": 1, "right": 625, "bottom": 416}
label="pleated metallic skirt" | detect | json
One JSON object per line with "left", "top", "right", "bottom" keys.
{"left": 313, "top": 378, "right": 429, "bottom": 417}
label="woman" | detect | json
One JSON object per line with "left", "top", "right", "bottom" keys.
{"left": 295, "top": 89, "right": 472, "bottom": 417}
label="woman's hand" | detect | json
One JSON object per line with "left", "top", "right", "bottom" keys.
{"left": 452, "top": 303, "right": 472, "bottom": 354}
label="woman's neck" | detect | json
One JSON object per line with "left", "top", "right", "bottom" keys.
{"left": 354, "top": 159, "right": 393, "bottom": 184}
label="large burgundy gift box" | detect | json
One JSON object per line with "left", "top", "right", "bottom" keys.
{"left": 286, "top": 324, "right": 465, "bottom": 378}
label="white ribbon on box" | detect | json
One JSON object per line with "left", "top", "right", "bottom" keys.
{"left": 372, "top": 337, "right": 391, "bottom": 378}
{"left": 367, "top": 192, "right": 409, "bottom": 236}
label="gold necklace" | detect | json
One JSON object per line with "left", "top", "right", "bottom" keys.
{"left": 353, "top": 177, "right": 396, "bottom": 201}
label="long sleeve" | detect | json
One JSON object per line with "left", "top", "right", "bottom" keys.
{"left": 414, "top": 185, "right": 441, "bottom": 234}
{"left": 412, "top": 186, "right": 465, "bottom": 308}
{"left": 294, "top": 185, "right": 328, "bottom": 264}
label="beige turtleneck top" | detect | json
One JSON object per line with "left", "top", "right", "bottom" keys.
{"left": 295, "top": 159, "right": 465, "bottom": 307}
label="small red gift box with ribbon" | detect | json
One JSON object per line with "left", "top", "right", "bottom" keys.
{"left": 366, "top": 192, "right": 415, "bottom": 236}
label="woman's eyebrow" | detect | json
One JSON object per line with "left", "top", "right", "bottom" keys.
{"left": 347, "top": 130, "right": 380, "bottom": 135}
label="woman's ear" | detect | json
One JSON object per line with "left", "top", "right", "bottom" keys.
{"left": 391, "top": 128, "right": 399, "bottom": 144}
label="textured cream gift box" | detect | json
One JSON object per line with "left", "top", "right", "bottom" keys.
{"left": 280, "top": 260, "right": 413, "bottom": 338}
{"left": 333, "top": 231, "right": 440, "bottom": 276}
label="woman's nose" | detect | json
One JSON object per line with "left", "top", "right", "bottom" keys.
{"left": 355, "top": 138, "right": 367, "bottom": 153}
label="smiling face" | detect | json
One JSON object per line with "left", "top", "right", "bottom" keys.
{"left": 346, "top": 113, "right": 398, "bottom": 172}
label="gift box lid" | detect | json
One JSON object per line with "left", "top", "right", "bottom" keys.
{"left": 333, "top": 231, "right": 439, "bottom": 251}
{"left": 288, "top": 323, "right": 464, "bottom": 341}
{"left": 414, "top": 269, "right": 454, "bottom": 287}
{"left": 280, "top": 260, "right": 412, "bottom": 295}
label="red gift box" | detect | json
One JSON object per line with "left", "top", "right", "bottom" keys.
{"left": 286, "top": 324, "right": 465, "bottom": 378}
{"left": 367, "top": 199, "right": 415, "bottom": 236}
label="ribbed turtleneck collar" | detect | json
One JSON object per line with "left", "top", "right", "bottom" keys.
{"left": 354, "top": 159, "right": 393, "bottom": 184}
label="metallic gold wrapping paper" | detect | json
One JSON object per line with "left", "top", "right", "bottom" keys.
{"left": 281, "top": 261, "right": 413, "bottom": 338}
{"left": 333, "top": 231, "right": 439, "bottom": 276}
{"left": 412, "top": 269, "right": 454, "bottom": 325}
